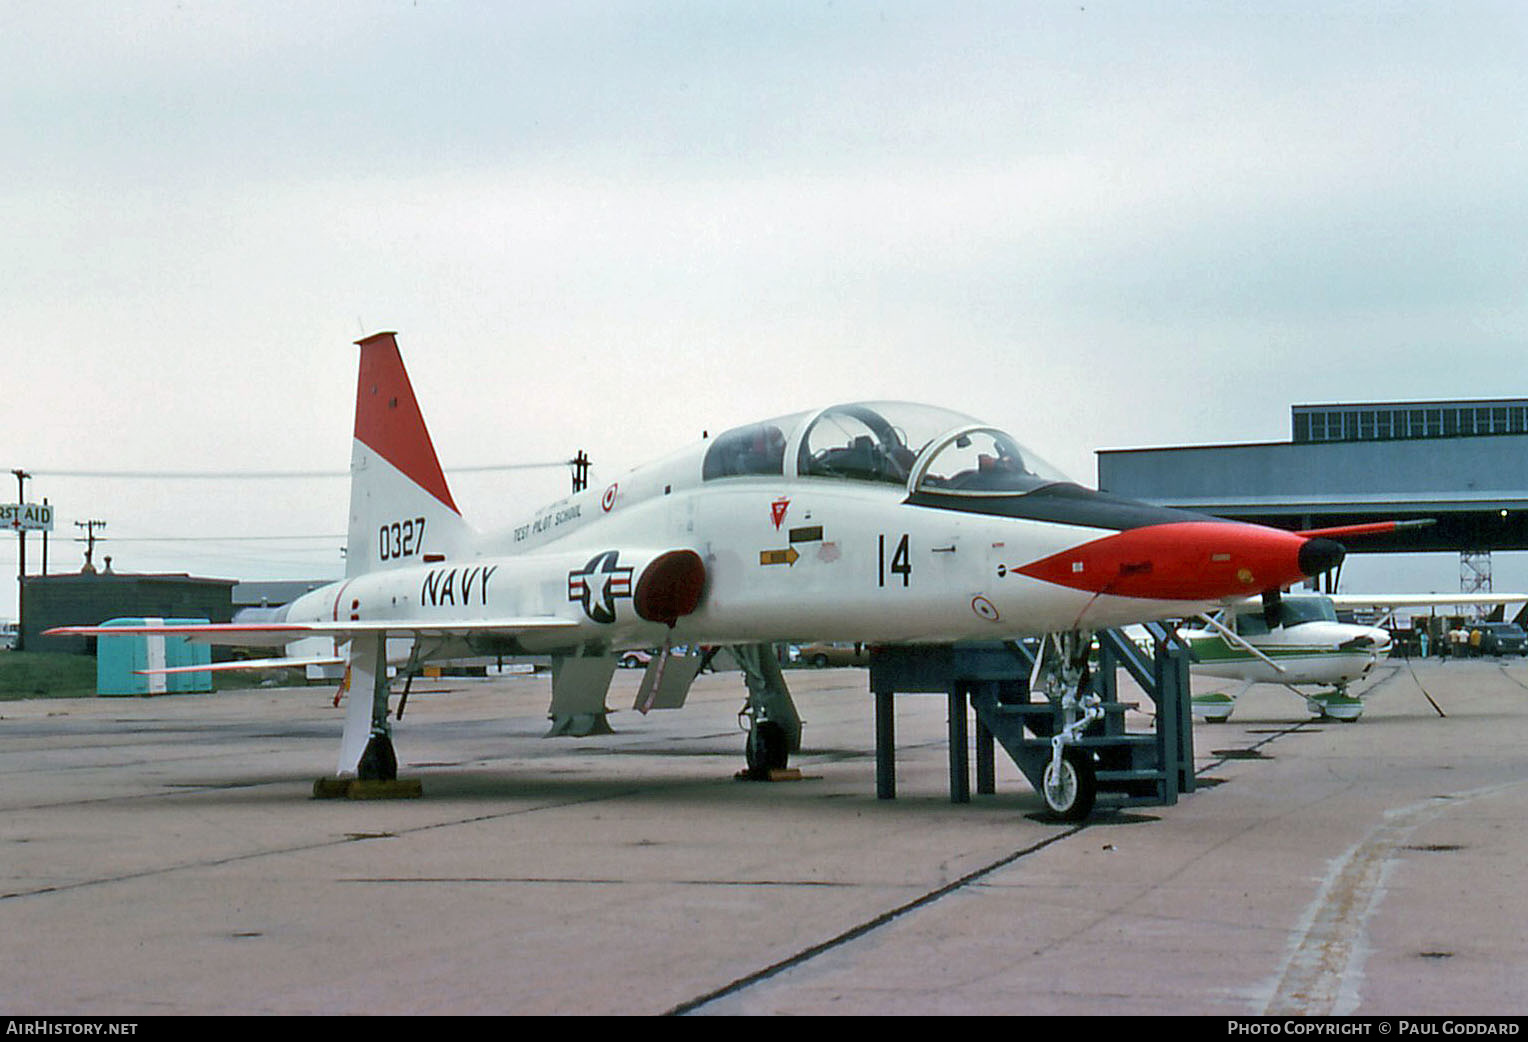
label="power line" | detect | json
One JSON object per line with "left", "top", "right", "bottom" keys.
{"left": 97, "top": 534, "right": 345, "bottom": 543}
{"left": 20, "top": 461, "right": 573, "bottom": 480}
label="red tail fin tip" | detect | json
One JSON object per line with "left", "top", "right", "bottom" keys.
{"left": 353, "top": 332, "right": 459, "bottom": 514}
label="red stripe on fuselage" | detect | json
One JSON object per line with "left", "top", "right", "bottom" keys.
{"left": 1014, "top": 521, "right": 1314, "bottom": 600}
{"left": 354, "top": 332, "right": 460, "bottom": 514}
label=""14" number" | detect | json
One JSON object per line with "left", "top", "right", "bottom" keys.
{"left": 878, "top": 533, "right": 911, "bottom": 587}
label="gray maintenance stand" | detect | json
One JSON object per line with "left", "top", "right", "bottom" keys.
{"left": 868, "top": 627, "right": 1194, "bottom": 819}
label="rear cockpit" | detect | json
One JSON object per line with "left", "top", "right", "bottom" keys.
{"left": 700, "top": 415, "right": 801, "bottom": 480}
{"left": 702, "top": 401, "right": 1071, "bottom": 496}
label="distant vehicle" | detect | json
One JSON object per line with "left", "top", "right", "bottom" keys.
{"left": 1477, "top": 623, "right": 1527, "bottom": 657}
{"left": 799, "top": 642, "right": 869, "bottom": 668}
{"left": 1, "top": 623, "right": 17, "bottom": 651}
{"left": 618, "top": 650, "right": 653, "bottom": 669}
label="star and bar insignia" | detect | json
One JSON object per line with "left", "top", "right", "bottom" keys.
{"left": 568, "top": 550, "right": 634, "bottom": 624}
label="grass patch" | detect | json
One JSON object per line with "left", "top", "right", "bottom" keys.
{"left": 0, "top": 652, "right": 98, "bottom": 699}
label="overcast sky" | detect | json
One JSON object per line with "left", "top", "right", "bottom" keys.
{"left": 4, "top": 1, "right": 1526, "bottom": 619}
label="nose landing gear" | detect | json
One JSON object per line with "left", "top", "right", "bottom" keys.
{"left": 1042, "top": 745, "right": 1098, "bottom": 822}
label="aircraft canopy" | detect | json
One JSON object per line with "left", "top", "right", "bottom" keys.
{"left": 702, "top": 401, "right": 1071, "bottom": 495}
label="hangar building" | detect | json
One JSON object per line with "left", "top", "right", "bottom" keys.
{"left": 1096, "top": 398, "right": 1528, "bottom": 556}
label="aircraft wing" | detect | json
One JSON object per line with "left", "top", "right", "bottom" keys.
{"left": 1325, "top": 593, "right": 1528, "bottom": 610}
{"left": 44, "top": 617, "right": 581, "bottom": 647}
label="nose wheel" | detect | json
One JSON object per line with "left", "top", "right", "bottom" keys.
{"left": 1042, "top": 746, "right": 1097, "bottom": 821}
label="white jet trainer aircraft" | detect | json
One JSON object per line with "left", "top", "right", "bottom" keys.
{"left": 50, "top": 332, "right": 1371, "bottom": 805}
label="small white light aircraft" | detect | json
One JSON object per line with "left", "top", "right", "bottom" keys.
{"left": 1181, "top": 594, "right": 1391, "bottom": 721}
{"left": 1183, "top": 592, "right": 1528, "bottom": 722}
{"left": 49, "top": 332, "right": 1386, "bottom": 814}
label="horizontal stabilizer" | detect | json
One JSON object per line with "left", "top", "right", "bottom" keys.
{"left": 135, "top": 656, "right": 345, "bottom": 676}
{"left": 46, "top": 617, "right": 580, "bottom": 645}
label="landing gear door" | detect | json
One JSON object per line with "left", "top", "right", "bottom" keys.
{"left": 635, "top": 646, "right": 704, "bottom": 711}
{"left": 547, "top": 652, "right": 618, "bottom": 736}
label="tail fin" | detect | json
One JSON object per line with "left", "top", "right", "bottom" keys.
{"left": 347, "top": 332, "right": 474, "bottom": 577}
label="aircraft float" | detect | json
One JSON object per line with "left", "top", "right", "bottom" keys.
{"left": 1184, "top": 592, "right": 1528, "bottom": 722}
{"left": 48, "top": 332, "right": 1391, "bottom": 818}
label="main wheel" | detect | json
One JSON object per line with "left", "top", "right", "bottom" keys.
{"left": 357, "top": 733, "right": 398, "bottom": 782}
{"left": 1041, "top": 747, "right": 1096, "bottom": 821}
{"left": 745, "top": 720, "right": 790, "bottom": 778}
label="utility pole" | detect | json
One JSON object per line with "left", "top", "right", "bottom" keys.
{"left": 12, "top": 469, "right": 28, "bottom": 652}
{"left": 76, "top": 519, "right": 107, "bottom": 574}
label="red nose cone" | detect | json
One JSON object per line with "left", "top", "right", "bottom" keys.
{"left": 634, "top": 550, "right": 707, "bottom": 625}
{"left": 1014, "top": 521, "right": 1324, "bottom": 600}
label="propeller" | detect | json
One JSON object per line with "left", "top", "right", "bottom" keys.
{"left": 1262, "top": 588, "right": 1283, "bottom": 630}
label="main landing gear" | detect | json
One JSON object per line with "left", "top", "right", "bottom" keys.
{"left": 1304, "top": 684, "right": 1365, "bottom": 721}
{"left": 1193, "top": 679, "right": 1252, "bottom": 723}
{"left": 732, "top": 644, "right": 802, "bottom": 780}
{"left": 745, "top": 719, "right": 791, "bottom": 778}
{"left": 357, "top": 732, "right": 399, "bottom": 782}
{"left": 315, "top": 634, "right": 421, "bottom": 799}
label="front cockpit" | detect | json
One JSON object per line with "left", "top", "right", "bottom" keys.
{"left": 701, "top": 401, "right": 1071, "bottom": 497}
{"left": 912, "top": 425, "right": 1072, "bottom": 496}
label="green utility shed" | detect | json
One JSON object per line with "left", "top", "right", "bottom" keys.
{"left": 23, "top": 572, "right": 237, "bottom": 655}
